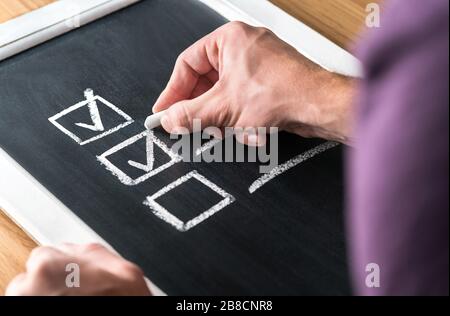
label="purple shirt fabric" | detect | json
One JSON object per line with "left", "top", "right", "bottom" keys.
{"left": 349, "top": 0, "right": 449, "bottom": 295}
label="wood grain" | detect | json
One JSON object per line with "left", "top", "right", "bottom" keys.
{"left": 270, "top": 0, "right": 378, "bottom": 48}
{"left": 0, "top": 209, "right": 37, "bottom": 295}
{"left": 0, "top": 0, "right": 55, "bottom": 23}
{"left": 0, "top": 0, "right": 372, "bottom": 295}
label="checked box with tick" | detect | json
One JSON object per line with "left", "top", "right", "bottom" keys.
{"left": 48, "top": 88, "right": 134, "bottom": 145}
{"left": 97, "top": 130, "right": 182, "bottom": 186}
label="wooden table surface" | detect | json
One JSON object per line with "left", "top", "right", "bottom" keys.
{"left": 0, "top": 0, "right": 54, "bottom": 23}
{"left": 0, "top": 0, "right": 375, "bottom": 295}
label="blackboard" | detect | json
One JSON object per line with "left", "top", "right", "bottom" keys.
{"left": 0, "top": 0, "right": 350, "bottom": 295}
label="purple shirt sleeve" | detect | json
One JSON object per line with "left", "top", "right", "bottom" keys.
{"left": 348, "top": 0, "right": 449, "bottom": 295}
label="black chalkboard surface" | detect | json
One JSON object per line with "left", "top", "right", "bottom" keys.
{"left": 0, "top": 0, "right": 349, "bottom": 295}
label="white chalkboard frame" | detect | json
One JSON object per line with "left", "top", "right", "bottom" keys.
{"left": 0, "top": 0, "right": 362, "bottom": 75}
{"left": 0, "top": 0, "right": 141, "bottom": 62}
{"left": 0, "top": 0, "right": 360, "bottom": 295}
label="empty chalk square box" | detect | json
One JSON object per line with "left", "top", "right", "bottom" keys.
{"left": 143, "top": 170, "right": 235, "bottom": 232}
{"left": 48, "top": 89, "right": 134, "bottom": 145}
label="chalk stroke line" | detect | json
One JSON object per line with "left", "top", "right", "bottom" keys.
{"left": 248, "top": 141, "right": 339, "bottom": 194}
{"left": 75, "top": 89, "right": 105, "bottom": 132}
{"left": 143, "top": 170, "right": 235, "bottom": 232}
{"left": 127, "top": 130, "right": 155, "bottom": 172}
{"left": 97, "top": 130, "right": 182, "bottom": 186}
{"left": 195, "top": 138, "right": 222, "bottom": 156}
{"left": 48, "top": 88, "right": 134, "bottom": 145}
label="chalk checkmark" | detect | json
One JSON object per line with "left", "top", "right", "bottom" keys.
{"left": 128, "top": 130, "right": 155, "bottom": 172}
{"left": 75, "top": 88, "right": 105, "bottom": 132}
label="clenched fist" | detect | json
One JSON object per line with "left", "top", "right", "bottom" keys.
{"left": 6, "top": 243, "right": 151, "bottom": 296}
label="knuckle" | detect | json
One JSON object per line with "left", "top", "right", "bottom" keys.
{"left": 120, "top": 262, "right": 145, "bottom": 281}
{"left": 29, "top": 247, "right": 54, "bottom": 264}
{"left": 81, "top": 242, "right": 105, "bottom": 253}
{"left": 228, "top": 20, "right": 246, "bottom": 29}
{"left": 256, "top": 26, "right": 272, "bottom": 35}
{"left": 27, "top": 247, "right": 61, "bottom": 275}
{"left": 226, "top": 21, "right": 250, "bottom": 36}
{"left": 176, "top": 51, "right": 187, "bottom": 65}
{"left": 176, "top": 49, "right": 192, "bottom": 68}
{"left": 30, "top": 246, "right": 48, "bottom": 257}
{"left": 29, "top": 256, "right": 54, "bottom": 275}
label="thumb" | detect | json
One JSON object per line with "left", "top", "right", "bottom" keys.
{"left": 160, "top": 86, "right": 224, "bottom": 134}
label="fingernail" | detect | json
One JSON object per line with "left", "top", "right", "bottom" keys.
{"left": 172, "top": 126, "right": 190, "bottom": 135}
{"left": 247, "top": 134, "right": 260, "bottom": 147}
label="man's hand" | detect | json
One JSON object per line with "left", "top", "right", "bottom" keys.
{"left": 5, "top": 243, "right": 151, "bottom": 296}
{"left": 153, "top": 21, "right": 355, "bottom": 144}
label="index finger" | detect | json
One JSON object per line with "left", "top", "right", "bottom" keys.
{"left": 152, "top": 30, "right": 220, "bottom": 113}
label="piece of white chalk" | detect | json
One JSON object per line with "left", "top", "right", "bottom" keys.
{"left": 144, "top": 110, "right": 166, "bottom": 130}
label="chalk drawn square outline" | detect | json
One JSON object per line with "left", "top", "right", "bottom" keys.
{"left": 48, "top": 95, "right": 134, "bottom": 146}
{"left": 143, "top": 170, "right": 235, "bottom": 232}
{"left": 97, "top": 131, "right": 182, "bottom": 186}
